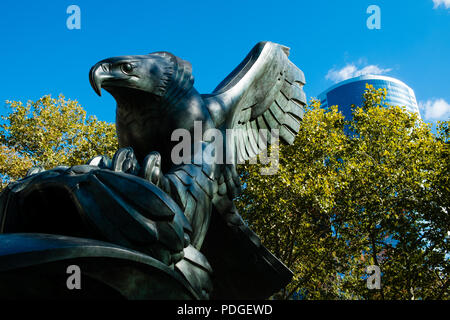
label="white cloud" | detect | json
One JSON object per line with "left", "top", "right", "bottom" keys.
{"left": 419, "top": 98, "right": 450, "bottom": 121}
{"left": 433, "top": 0, "right": 450, "bottom": 9}
{"left": 325, "top": 63, "right": 392, "bottom": 83}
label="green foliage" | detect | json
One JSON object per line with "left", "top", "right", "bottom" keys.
{"left": 0, "top": 95, "right": 118, "bottom": 189}
{"left": 236, "top": 85, "right": 449, "bottom": 300}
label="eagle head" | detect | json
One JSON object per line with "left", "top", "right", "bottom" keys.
{"left": 89, "top": 51, "right": 196, "bottom": 165}
{"left": 89, "top": 52, "right": 194, "bottom": 107}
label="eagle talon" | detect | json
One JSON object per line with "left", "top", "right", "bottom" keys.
{"left": 141, "top": 151, "right": 162, "bottom": 186}
{"left": 87, "top": 155, "right": 112, "bottom": 169}
{"left": 111, "top": 147, "right": 140, "bottom": 175}
{"left": 26, "top": 166, "right": 45, "bottom": 177}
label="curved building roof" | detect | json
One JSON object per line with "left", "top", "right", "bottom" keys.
{"left": 318, "top": 74, "right": 421, "bottom": 119}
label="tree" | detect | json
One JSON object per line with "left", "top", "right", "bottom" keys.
{"left": 0, "top": 95, "right": 118, "bottom": 190}
{"left": 236, "top": 85, "right": 449, "bottom": 300}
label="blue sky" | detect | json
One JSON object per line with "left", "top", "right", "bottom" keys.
{"left": 0, "top": 0, "right": 449, "bottom": 125}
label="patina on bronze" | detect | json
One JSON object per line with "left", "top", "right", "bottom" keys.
{"left": 0, "top": 42, "right": 306, "bottom": 299}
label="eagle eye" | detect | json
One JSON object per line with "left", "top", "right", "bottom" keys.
{"left": 121, "top": 63, "right": 134, "bottom": 74}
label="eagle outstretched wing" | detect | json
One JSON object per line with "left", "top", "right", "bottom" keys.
{"left": 204, "top": 41, "right": 306, "bottom": 162}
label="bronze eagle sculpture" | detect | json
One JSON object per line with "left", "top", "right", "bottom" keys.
{"left": 0, "top": 41, "right": 306, "bottom": 299}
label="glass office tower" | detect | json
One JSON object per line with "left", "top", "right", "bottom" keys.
{"left": 318, "top": 75, "right": 421, "bottom": 119}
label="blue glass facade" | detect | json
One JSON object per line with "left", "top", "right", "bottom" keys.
{"left": 318, "top": 75, "right": 421, "bottom": 119}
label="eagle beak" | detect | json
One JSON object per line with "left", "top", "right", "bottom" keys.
{"left": 89, "top": 63, "right": 111, "bottom": 97}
